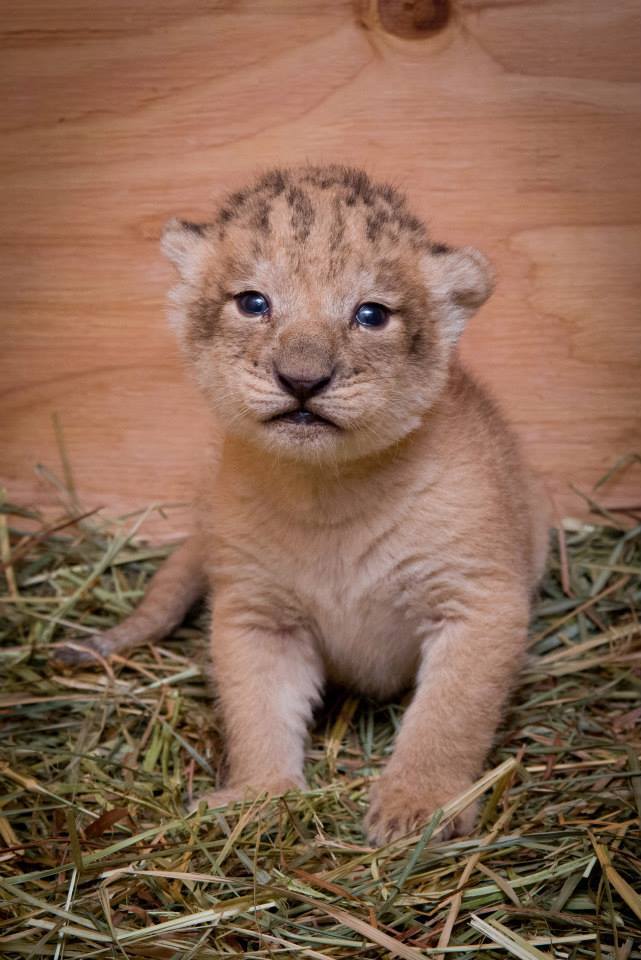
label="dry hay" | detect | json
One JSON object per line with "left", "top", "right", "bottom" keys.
{"left": 1, "top": 469, "right": 640, "bottom": 959}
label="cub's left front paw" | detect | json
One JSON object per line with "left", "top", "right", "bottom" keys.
{"left": 365, "top": 775, "right": 478, "bottom": 846}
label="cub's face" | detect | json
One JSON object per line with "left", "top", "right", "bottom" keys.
{"left": 163, "top": 167, "right": 492, "bottom": 463}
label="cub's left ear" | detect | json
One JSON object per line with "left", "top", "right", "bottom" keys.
{"left": 422, "top": 245, "right": 495, "bottom": 343}
{"left": 161, "top": 218, "right": 211, "bottom": 284}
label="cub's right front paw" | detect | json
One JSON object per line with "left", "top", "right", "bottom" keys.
{"left": 188, "top": 777, "right": 305, "bottom": 814}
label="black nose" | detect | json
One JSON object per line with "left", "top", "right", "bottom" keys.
{"left": 276, "top": 370, "right": 333, "bottom": 402}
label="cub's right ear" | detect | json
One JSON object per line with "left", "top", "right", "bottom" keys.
{"left": 161, "top": 218, "right": 210, "bottom": 283}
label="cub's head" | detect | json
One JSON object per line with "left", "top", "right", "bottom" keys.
{"left": 162, "top": 165, "right": 493, "bottom": 463}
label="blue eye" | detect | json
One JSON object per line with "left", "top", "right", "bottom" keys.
{"left": 235, "top": 291, "right": 270, "bottom": 316}
{"left": 354, "top": 302, "right": 390, "bottom": 328}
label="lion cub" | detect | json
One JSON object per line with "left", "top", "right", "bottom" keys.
{"left": 58, "top": 166, "right": 548, "bottom": 843}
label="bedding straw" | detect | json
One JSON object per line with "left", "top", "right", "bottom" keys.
{"left": 1, "top": 474, "right": 640, "bottom": 958}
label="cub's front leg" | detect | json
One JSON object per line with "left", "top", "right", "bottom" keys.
{"left": 365, "top": 585, "right": 530, "bottom": 845}
{"left": 191, "top": 590, "right": 323, "bottom": 811}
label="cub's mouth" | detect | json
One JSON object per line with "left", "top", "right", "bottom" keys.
{"left": 269, "top": 408, "right": 338, "bottom": 428}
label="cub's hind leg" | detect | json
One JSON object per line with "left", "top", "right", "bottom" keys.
{"left": 53, "top": 536, "right": 206, "bottom": 667}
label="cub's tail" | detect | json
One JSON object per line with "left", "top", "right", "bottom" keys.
{"left": 52, "top": 535, "right": 207, "bottom": 668}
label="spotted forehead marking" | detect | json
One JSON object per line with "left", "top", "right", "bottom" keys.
{"left": 214, "top": 165, "right": 431, "bottom": 253}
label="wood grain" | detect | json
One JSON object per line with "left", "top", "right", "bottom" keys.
{"left": 2, "top": 0, "right": 640, "bottom": 537}
{"left": 361, "top": 0, "right": 451, "bottom": 38}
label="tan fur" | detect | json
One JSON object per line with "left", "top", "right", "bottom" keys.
{"left": 56, "top": 166, "right": 549, "bottom": 844}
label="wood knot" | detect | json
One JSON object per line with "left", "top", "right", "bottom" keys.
{"left": 360, "top": 0, "right": 451, "bottom": 40}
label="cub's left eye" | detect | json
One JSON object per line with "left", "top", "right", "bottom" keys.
{"left": 354, "top": 302, "right": 390, "bottom": 329}
{"left": 235, "top": 291, "right": 270, "bottom": 317}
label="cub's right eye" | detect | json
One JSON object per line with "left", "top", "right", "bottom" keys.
{"left": 235, "top": 291, "right": 270, "bottom": 317}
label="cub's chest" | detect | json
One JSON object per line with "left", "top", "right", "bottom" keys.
{"left": 216, "top": 494, "right": 440, "bottom": 610}
{"left": 211, "top": 501, "right": 443, "bottom": 694}
{"left": 259, "top": 514, "right": 436, "bottom": 629}
{"left": 288, "top": 535, "right": 433, "bottom": 696}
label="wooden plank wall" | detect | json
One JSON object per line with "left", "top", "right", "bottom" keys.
{"left": 2, "top": 0, "right": 640, "bottom": 538}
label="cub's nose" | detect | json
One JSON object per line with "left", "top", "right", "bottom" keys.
{"left": 276, "top": 369, "right": 333, "bottom": 402}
